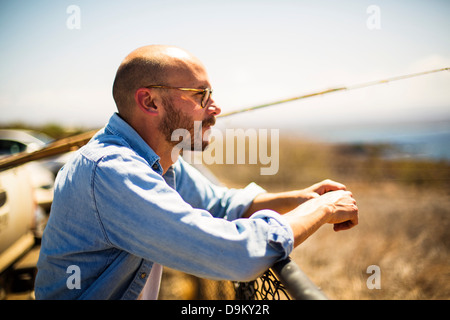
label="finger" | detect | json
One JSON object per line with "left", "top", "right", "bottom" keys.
{"left": 320, "top": 189, "right": 349, "bottom": 202}
{"left": 317, "top": 179, "right": 347, "bottom": 194}
{"left": 333, "top": 219, "right": 357, "bottom": 232}
{"left": 333, "top": 206, "right": 359, "bottom": 231}
{"left": 333, "top": 222, "right": 349, "bottom": 232}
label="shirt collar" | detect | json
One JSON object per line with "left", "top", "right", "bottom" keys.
{"left": 104, "top": 113, "right": 163, "bottom": 175}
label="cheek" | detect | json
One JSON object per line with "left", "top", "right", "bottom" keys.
{"left": 183, "top": 107, "right": 205, "bottom": 126}
{"left": 178, "top": 94, "right": 199, "bottom": 108}
{"left": 176, "top": 93, "right": 204, "bottom": 112}
{"left": 178, "top": 95, "right": 191, "bottom": 103}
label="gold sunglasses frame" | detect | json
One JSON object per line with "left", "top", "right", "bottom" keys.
{"left": 145, "top": 85, "right": 212, "bottom": 108}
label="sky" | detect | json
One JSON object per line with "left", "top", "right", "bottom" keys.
{"left": 0, "top": 0, "right": 449, "bottom": 134}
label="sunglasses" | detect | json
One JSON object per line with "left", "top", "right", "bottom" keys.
{"left": 146, "top": 85, "right": 213, "bottom": 108}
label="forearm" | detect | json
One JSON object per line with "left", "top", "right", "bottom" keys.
{"left": 245, "top": 188, "right": 358, "bottom": 247}
{"left": 283, "top": 205, "right": 330, "bottom": 247}
{"left": 242, "top": 179, "right": 348, "bottom": 218}
{"left": 242, "top": 190, "right": 314, "bottom": 218}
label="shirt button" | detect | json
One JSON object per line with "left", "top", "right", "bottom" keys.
{"left": 152, "top": 164, "right": 158, "bottom": 170}
{"left": 140, "top": 272, "right": 147, "bottom": 279}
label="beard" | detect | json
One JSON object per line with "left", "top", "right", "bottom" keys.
{"left": 158, "top": 97, "right": 215, "bottom": 151}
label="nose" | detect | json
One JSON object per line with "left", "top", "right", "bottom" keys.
{"left": 206, "top": 98, "right": 221, "bottom": 116}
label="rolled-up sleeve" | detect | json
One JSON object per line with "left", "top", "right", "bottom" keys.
{"left": 249, "top": 210, "right": 294, "bottom": 260}
{"left": 93, "top": 152, "right": 294, "bottom": 281}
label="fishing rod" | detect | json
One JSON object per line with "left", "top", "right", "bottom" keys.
{"left": 0, "top": 67, "right": 448, "bottom": 171}
{"left": 218, "top": 67, "right": 449, "bottom": 118}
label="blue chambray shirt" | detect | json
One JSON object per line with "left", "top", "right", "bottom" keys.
{"left": 35, "top": 113, "right": 293, "bottom": 300}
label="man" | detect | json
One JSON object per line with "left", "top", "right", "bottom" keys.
{"left": 35, "top": 45, "right": 358, "bottom": 300}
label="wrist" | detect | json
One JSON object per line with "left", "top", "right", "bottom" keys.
{"left": 285, "top": 204, "right": 330, "bottom": 247}
{"left": 322, "top": 203, "right": 336, "bottom": 224}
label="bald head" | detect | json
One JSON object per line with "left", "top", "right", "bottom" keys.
{"left": 112, "top": 45, "right": 204, "bottom": 118}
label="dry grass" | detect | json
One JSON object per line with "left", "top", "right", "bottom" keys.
{"left": 291, "top": 183, "right": 450, "bottom": 299}
{"left": 163, "top": 137, "right": 450, "bottom": 300}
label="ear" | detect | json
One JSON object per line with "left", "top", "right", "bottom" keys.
{"left": 135, "top": 88, "right": 159, "bottom": 115}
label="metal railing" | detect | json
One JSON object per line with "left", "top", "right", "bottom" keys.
{"left": 271, "top": 257, "right": 328, "bottom": 300}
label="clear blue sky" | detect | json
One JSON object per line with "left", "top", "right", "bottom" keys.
{"left": 0, "top": 0, "right": 449, "bottom": 130}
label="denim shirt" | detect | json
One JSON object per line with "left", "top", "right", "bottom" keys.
{"left": 35, "top": 113, "right": 293, "bottom": 300}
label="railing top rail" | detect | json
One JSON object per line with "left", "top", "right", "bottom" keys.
{"left": 271, "top": 257, "right": 328, "bottom": 300}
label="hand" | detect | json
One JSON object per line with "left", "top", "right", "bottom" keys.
{"left": 317, "top": 190, "right": 359, "bottom": 231}
{"left": 295, "top": 190, "right": 359, "bottom": 232}
{"left": 297, "top": 179, "right": 347, "bottom": 202}
{"left": 306, "top": 179, "right": 347, "bottom": 195}
{"left": 284, "top": 189, "right": 359, "bottom": 247}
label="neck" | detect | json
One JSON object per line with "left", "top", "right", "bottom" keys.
{"left": 141, "top": 132, "right": 181, "bottom": 174}
{"left": 155, "top": 142, "right": 181, "bottom": 174}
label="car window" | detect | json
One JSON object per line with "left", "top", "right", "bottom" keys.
{"left": 0, "top": 140, "right": 28, "bottom": 155}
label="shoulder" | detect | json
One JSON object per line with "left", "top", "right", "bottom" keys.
{"left": 79, "top": 129, "right": 135, "bottom": 162}
{"left": 69, "top": 129, "right": 152, "bottom": 174}
{"left": 58, "top": 130, "right": 151, "bottom": 185}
